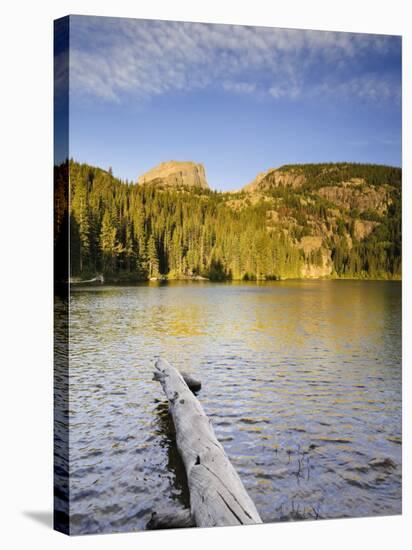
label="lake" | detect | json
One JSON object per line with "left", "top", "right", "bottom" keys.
{"left": 65, "top": 280, "right": 401, "bottom": 534}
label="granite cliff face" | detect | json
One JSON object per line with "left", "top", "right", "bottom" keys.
{"left": 243, "top": 168, "right": 306, "bottom": 193}
{"left": 138, "top": 161, "right": 209, "bottom": 190}
{"left": 317, "top": 184, "right": 391, "bottom": 215}
{"left": 298, "top": 236, "right": 334, "bottom": 278}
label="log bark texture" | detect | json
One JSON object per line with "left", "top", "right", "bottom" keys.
{"left": 154, "top": 357, "right": 262, "bottom": 527}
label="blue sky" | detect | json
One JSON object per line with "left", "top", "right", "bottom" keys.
{"left": 68, "top": 16, "right": 401, "bottom": 191}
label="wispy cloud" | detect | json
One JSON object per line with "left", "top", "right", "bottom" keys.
{"left": 313, "top": 75, "right": 401, "bottom": 102}
{"left": 222, "top": 81, "right": 256, "bottom": 94}
{"left": 69, "top": 16, "right": 401, "bottom": 104}
{"left": 268, "top": 82, "right": 301, "bottom": 100}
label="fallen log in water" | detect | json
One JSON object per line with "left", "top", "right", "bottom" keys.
{"left": 69, "top": 274, "right": 104, "bottom": 285}
{"left": 153, "top": 358, "right": 262, "bottom": 528}
{"left": 181, "top": 371, "right": 202, "bottom": 393}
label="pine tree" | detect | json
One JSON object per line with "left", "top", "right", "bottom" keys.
{"left": 71, "top": 176, "right": 90, "bottom": 273}
{"left": 100, "top": 210, "right": 119, "bottom": 273}
{"left": 147, "top": 234, "right": 160, "bottom": 279}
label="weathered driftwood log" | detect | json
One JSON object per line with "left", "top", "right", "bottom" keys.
{"left": 153, "top": 358, "right": 262, "bottom": 528}
{"left": 181, "top": 371, "right": 202, "bottom": 393}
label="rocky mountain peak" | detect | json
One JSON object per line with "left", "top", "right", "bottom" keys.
{"left": 138, "top": 161, "right": 209, "bottom": 190}
{"left": 242, "top": 167, "right": 306, "bottom": 193}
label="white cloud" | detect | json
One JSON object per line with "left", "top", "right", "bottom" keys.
{"left": 269, "top": 83, "right": 301, "bottom": 100}
{"left": 222, "top": 81, "right": 256, "bottom": 94}
{"left": 68, "top": 16, "right": 400, "bottom": 104}
{"left": 313, "top": 75, "right": 401, "bottom": 103}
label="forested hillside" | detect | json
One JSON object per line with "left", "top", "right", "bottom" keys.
{"left": 62, "top": 160, "right": 401, "bottom": 282}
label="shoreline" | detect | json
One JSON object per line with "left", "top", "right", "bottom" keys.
{"left": 69, "top": 275, "right": 401, "bottom": 287}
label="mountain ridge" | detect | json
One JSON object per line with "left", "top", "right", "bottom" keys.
{"left": 65, "top": 159, "right": 401, "bottom": 282}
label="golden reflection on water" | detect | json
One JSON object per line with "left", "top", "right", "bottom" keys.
{"left": 68, "top": 280, "right": 401, "bottom": 534}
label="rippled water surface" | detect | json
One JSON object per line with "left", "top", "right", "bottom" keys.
{"left": 67, "top": 280, "right": 401, "bottom": 534}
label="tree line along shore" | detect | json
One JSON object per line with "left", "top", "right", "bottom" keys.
{"left": 54, "top": 160, "right": 401, "bottom": 283}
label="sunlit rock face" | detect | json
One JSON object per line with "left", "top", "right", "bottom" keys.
{"left": 242, "top": 168, "right": 306, "bottom": 193}
{"left": 317, "top": 184, "right": 391, "bottom": 215}
{"left": 138, "top": 161, "right": 210, "bottom": 190}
